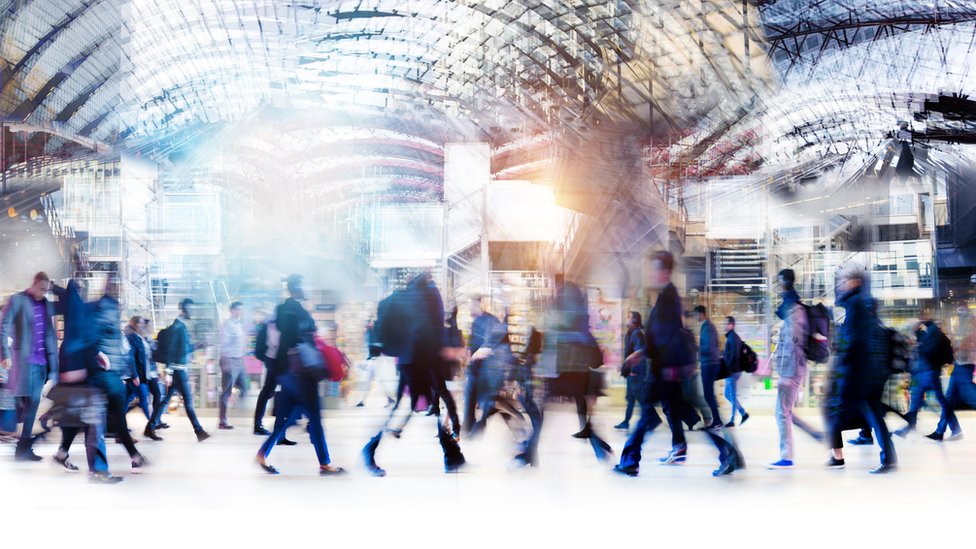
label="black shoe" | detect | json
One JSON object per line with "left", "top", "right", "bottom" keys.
{"left": 366, "top": 464, "right": 386, "bottom": 477}
{"left": 826, "top": 457, "right": 845, "bottom": 469}
{"left": 54, "top": 453, "right": 79, "bottom": 472}
{"left": 278, "top": 437, "right": 297, "bottom": 446}
{"left": 724, "top": 421, "right": 736, "bottom": 428}
{"left": 925, "top": 432, "right": 944, "bottom": 442}
{"left": 218, "top": 423, "right": 234, "bottom": 430}
{"left": 445, "top": 459, "right": 466, "bottom": 473}
{"left": 195, "top": 430, "right": 211, "bottom": 442}
{"left": 706, "top": 421, "right": 724, "bottom": 431}
{"left": 355, "top": 401, "right": 365, "bottom": 407}
{"left": 256, "top": 457, "right": 279, "bottom": 475}
{"left": 712, "top": 461, "right": 736, "bottom": 476}
{"left": 571, "top": 424, "right": 592, "bottom": 439}
{"left": 90, "top": 472, "right": 124, "bottom": 484}
{"left": 614, "top": 422, "right": 629, "bottom": 430}
{"left": 253, "top": 426, "right": 271, "bottom": 436}
{"left": 387, "top": 428, "right": 402, "bottom": 439}
{"left": 15, "top": 449, "right": 42, "bottom": 462}
{"left": 512, "top": 453, "right": 536, "bottom": 468}
{"left": 739, "top": 413, "right": 750, "bottom": 426}
{"left": 131, "top": 454, "right": 150, "bottom": 472}
{"left": 847, "top": 435, "right": 873, "bottom": 446}
{"left": 869, "top": 463, "right": 897, "bottom": 474}
{"left": 612, "top": 464, "right": 639, "bottom": 477}
{"left": 157, "top": 423, "right": 171, "bottom": 430}
{"left": 144, "top": 427, "right": 163, "bottom": 441}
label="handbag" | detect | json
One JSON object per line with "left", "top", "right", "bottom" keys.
{"left": 287, "top": 340, "right": 327, "bottom": 381}
{"left": 314, "top": 335, "right": 348, "bottom": 382}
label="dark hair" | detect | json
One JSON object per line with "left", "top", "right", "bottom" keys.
{"left": 179, "top": 298, "right": 194, "bottom": 311}
{"left": 128, "top": 315, "right": 142, "bottom": 329}
{"left": 652, "top": 250, "right": 674, "bottom": 272}
{"left": 778, "top": 269, "right": 796, "bottom": 285}
{"left": 629, "top": 311, "right": 643, "bottom": 328}
{"left": 33, "top": 272, "right": 49, "bottom": 284}
{"left": 726, "top": 316, "right": 736, "bottom": 326}
{"left": 694, "top": 305, "right": 707, "bottom": 315}
{"left": 286, "top": 274, "right": 303, "bottom": 294}
{"left": 229, "top": 301, "right": 243, "bottom": 310}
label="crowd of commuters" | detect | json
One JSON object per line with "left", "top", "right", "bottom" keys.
{"left": 2, "top": 252, "right": 975, "bottom": 483}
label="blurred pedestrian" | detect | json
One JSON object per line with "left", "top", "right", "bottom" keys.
{"left": 895, "top": 313, "right": 959, "bottom": 440}
{"left": 219, "top": 301, "right": 248, "bottom": 429}
{"left": 615, "top": 311, "right": 646, "bottom": 431}
{"left": 723, "top": 316, "right": 749, "bottom": 427}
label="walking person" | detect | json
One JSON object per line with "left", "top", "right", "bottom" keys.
{"left": 767, "top": 269, "right": 810, "bottom": 469}
{"left": 613, "top": 251, "right": 741, "bottom": 477}
{"left": 124, "top": 316, "right": 153, "bottom": 424}
{"left": 824, "top": 266, "right": 897, "bottom": 473}
{"left": 695, "top": 306, "right": 723, "bottom": 430}
{"left": 1, "top": 272, "right": 61, "bottom": 461}
{"left": 615, "top": 312, "right": 646, "bottom": 431}
{"left": 255, "top": 275, "right": 343, "bottom": 475}
{"left": 463, "top": 295, "right": 501, "bottom": 435}
{"left": 723, "top": 316, "right": 749, "bottom": 427}
{"left": 893, "top": 315, "right": 959, "bottom": 440}
{"left": 219, "top": 302, "right": 248, "bottom": 430}
{"left": 146, "top": 299, "right": 210, "bottom": 442}
{"left": 361, "top": 273, "right": 465, "bottom": 476}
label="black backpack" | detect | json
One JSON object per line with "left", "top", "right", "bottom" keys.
{"left": 740, "top": 342, "right": 759, "bottom": 373}
{"left": 933, "top": 330, "right": 955, "bottom": 367}
{"left": 803, "top": 303, "right": 832, "bottom": 364}
{"left": 375, "top": 291, "right": 411, "bottom": 358}
{"left": 884, "top": 326, "right": 912, "bottom": 373}
{"left": 152, "top": 325, "right": 173, "bottom": 364}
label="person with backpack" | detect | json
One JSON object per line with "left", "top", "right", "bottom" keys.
{"left": 768, "top": 268, "right": 811, "bottom": 469}
{"left": 361, "top": 273, "right": 466, "bottom": 476}
{"left": 613, "top": 251, "right": 741, "bottom": 477}
{"left": 145, "top": 298, "right": 210, "bottom": 442}
{"left": 824, "top": 265, "right": 897, "bottom": 473}
{"left": 251, "top": 312, "right": 296, "bottom": 444}
{"left": 256, "top": 274, "right": 344, "bottom": 475}
{"left": 722, "top": 316, "right": 749, "bottom": 427}
{"left": 894, "top": 314, "right": 960, "bottom": 440}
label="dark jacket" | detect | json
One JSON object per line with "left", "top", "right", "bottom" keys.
{"left": 126, "top": 330, "right": 150, "bottom": 383}
{"left": 1, "top": 287, "right": 62, "bottom": 395}
{"left": 468, "top": 312, "right": 501, "bottom": 354}
{"left": 699, "top": 318, "right": 720, "bottom": 368}
{"left": 723, "top": 329, "right": 743, "bottom": 373}
{"left": 623, "top": 326, "right": 646, "bottom": 378}
{"left": 645, "top": 283, "right": 684, "bottom": 378}
{"left": 827, "top": 281, "right": 889, "bottom": 431}
{"left": 914, "top": 321, "right": 947, "bottom": 373}
{"left": 92, "top": 295, "right": 133, "bottom": 378}
{"left": 273, "top": 298, "right": 316, "bottom": 375}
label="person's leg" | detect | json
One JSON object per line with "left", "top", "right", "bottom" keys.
{"left": 663, "top": 381, "right": 687, "bottom": 449}
{"left": 701, "top": 367, "right": 721, "bottom": 425}
{"left": 462, "top": 362, "right": 480, "bottom": 433}
{"left": 83, "top": 420, "right": 109, "bottom": 474}
{"left": 858, "top": 398, "right": 897, "bottom": 467}
{"left": 254, "top": 369, "right": 278, "bottom": 429}
{"left": 296, "top": 378, "right": 330, "bottom": 466}
{"left": 131, "top": 383, "right": 151, "bottom": 421}
{"left": 95, "top": 373, "right": 141, "bottom": 458}
{"left": 518, "top": 388, "right": 544, "bottom": 465}
{"left": 775, "top": 374, "right": 801, "bottom": 462}
{"left": 621, "top": 379, "right": 636, "bottom": 426}
{"left": 258, "top": 392, "right": 301, "bottom": 460}
{"left": 618, "top": 402, "right": 662, "bottom": 469}
{"left": 148, "top": 378, "right": 162, "bottom": 423}
{"left": 149, "top": 377, "right": 175, "bottom": 429}
{"left": 219, "top": 364, "right": 234, "bottom": 425}
{"left": 59, "top": 427, "right": 79, "bottom": 456}
{"left": 16, "top": 370, "right": 44, "bottom": 453}
{"left": 172, "top": 370, "right": 204, "bottom": 433}
{"left": 930, "top": 371, "right": 960, "bottom": 435}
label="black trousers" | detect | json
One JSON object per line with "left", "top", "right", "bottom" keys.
{"left": 254, "top": 367, "right": 279, "bottom": 428}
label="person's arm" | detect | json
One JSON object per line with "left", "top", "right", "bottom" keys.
{"left": 50, "top": 283, "right": 67, "bottom": 316}
{"left": 1, "top": 297, "right": 17, "bottom": 366}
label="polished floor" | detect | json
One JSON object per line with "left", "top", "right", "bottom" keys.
{"left": 1, "top": 399, "right": 973, "bottom": 545}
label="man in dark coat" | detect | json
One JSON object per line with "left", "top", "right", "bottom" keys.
{"left": 362, "top": 273, "right": 465, "bottom": 476}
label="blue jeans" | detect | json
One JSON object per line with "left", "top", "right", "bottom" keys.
{"left": 725, "top": 373, "right": 747, "bottom": 421}
{"left": 150, "top": 369, "right": 203, "bottom": 432}
{"left": 906, "top": 369, "right": 957, "bottom": 434}
{"left": 622, "top": 377, "right": 639, "bottom": 424}
{"left": 258, "top": 374, "right": 330, "bottom": 466}
{"left": 125, "top": 380, "right": 152, "bottom": 421}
